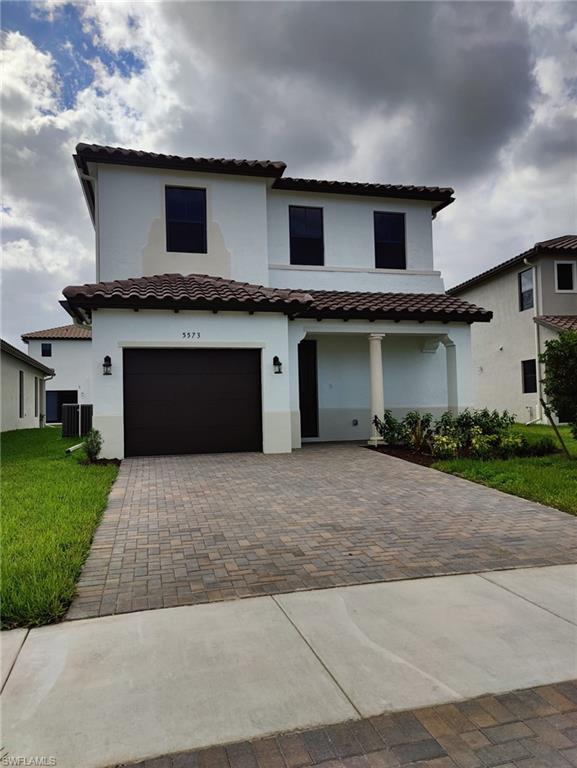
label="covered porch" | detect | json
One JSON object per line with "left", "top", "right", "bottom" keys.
{"left": 288, "top": 320, "right": 470, "bottom": 448}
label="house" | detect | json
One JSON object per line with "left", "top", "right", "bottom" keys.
{"left": 448, "top": 236, "right": 577, "bottom": 422}
{"left": 21, "top": 324, "right": 92, "bottom": 423}
{"left": 1, "top": 339, "right": 53, "bottom": 432}
{"left": 61, "top": 143, "right": 491, "bottom": 459}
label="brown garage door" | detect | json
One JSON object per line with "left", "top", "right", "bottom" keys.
{"left": 123, "top": 348, "right": 262, "bottom": 456}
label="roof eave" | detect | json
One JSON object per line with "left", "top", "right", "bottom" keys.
{"left": 74, "top": 154, "right": 96, "bottom": 225}
{"left": 75, "top": 146, "right": 286, "bottom": 179}
{"left": 297, "top": 309, "right": 492, "bottom": 323}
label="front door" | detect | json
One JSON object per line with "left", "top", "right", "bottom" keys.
{"left": 298, "top": 339, "right": 319, "bottom": 438}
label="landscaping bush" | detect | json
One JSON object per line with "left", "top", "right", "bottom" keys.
{"left": 540, "top": 330, "right": 577, "bottom": 438}
{"left": 374, "top": 406, "right": 550, "bottom": 460}
{"left": 372, "top": 410, "right": 404, "bottom": 444}
{"left": 519, "top": 435, "right": 557, "bottom": 457}
{"left": 430, "top": 432, "right": 460, "bottom": 459}
{"left": 401, "top": 411, "right": 434, "bottom": 452}
{"left": 84, "top": 428, "right": 103, "bottom": 463}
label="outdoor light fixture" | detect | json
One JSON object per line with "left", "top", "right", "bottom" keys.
{"left": 273, "top": 355, "right": 283, "bottom": 374}
{"left": 102, "top": 355, "right": 112, "bottom": 376}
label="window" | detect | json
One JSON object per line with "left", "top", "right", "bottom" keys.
{"left": 41, "top": 342, "right": 52, "bottom": 357}
{"left": 522, "top": 359, "right": 537, "bottom": 394}
{"left": 34, "top": 377, "right": 38, "bottom": 417}
{"left": 289, "top": 206, "right": 324, "bottom": 265}
{"left": 374, "top": 212, "right": 406, "bottom": 269}
{"left": 19, "top": 370, "right": 24, "bottom": 418}
{"left": 518, "top": 269, "right": 534, "bottom": 311}
{"left": 165, "top": 187, "right": 207, "bottom": 253}
{"left": 556, "top": 261, "right": 576, "bottom": 292}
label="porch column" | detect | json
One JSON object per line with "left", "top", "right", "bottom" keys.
{"left": 368, "top": 333, "right": 385, "bottom": 445}
{"left": 441, "top": 336, "right": 458, "bottom": 414}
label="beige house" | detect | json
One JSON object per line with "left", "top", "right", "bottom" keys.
{"left": 448, "top": 235, "right": 577, "bottom": 422}
{"left": 1, "top": 339, "right": 54, "bottom": 432}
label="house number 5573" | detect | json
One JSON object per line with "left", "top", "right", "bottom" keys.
{"left": 182, "top": 332, "right": 201, "bottom": 339}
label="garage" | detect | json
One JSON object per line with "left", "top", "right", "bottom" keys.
{"left": 123, "top": 348, "right": 262, "bottom": 456}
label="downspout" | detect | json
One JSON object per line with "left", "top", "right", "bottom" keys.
{"left": 524, "top": 256, "right": 543, "bottom": 422}
{"left": 39, "top": 371, "right": 55, "bottom": 428}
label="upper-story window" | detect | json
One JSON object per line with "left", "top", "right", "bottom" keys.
{"left": 518, "top": 268, "right": 533, "bottom": 311}
{"left": 556, "top": 261, "right": 576, "bottom": 292}
{"left": 521, "top": 359, "right": 537, "bottom": 394}
{"left": 19, "top": 370, "right": 24, "bottom": 418}
{"left": 41, "top": 343, "right": 52, "bottom": 357}
{"left": 289, "top": 206, "right": 324, "bottom": 266}
{"left": 374, "top": 212, "right": 406, "bottom": 270}
{"left": 165, "top": 187, "right": 207, "bottom": 253}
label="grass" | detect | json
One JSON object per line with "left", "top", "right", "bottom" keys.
{"left": 1, "top": 428, "right": 118, "bottom": 628}
{"left": 433, "top": 423, "right": 577, "bottom": 517}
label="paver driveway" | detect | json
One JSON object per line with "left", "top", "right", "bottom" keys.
{"left": 67, "top": 444, "right": 577, "bottom": 619}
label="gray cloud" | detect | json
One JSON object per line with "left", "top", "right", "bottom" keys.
{"left": 1, "top": 1, "right": 576, "bottom": 348}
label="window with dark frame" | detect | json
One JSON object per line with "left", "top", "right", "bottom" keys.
{"left": 556, "top": 262, "right": 575, "bottom": 291}
{"left": 521, "top": 359, "right": 537, "bottom": 394}
{"left": 165, "top": 187, "right": 207, "bottom": 253}
{"left": 19, "top": 370, "right": 24, "bottom": 418}
{"left": 518, "top": 269, "right": 534, "bottom": 311}
{"left": 374, "top": 212, "right": 406, "bottom": 269}
{"left": 289, "top": 206, "right": 324, "bottom": 266}
{"left": 41, "top": 342, "right": 52, "bottom": 357}
{"left": 34, "top": 377, "right": 38, "bottom": 417}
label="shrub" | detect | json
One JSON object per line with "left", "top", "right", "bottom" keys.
{"left": 84, "top": 428, "right": 103, "bottom": 463}
{"left": 434, "top": 408, "right": 515, "bottom": 456}
{"left": 430, "top": 433, "right": 460, "bottom": 459}
{"left": 497, "top": 433, "right": 528, "bottom": 459}
{"left": 540, "top": 330, "right": 577, "bottom": 438}
{"left": 372, "top": 411, "right": 403, "bottom": 444}
{"left": 469, "top": 426, "right": 499, "bottom": 459}
{"left": 521, "top": 435, "right": 558, "bottom": 457}
{"left": 402, "top": 411, "right": 434, "bottom": 452}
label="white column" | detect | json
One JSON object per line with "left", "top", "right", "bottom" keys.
{"left": 442, "top": 336, "right": 458, "bottom": 414}
{"left": 368, "top": 333, "right": 385, "bottom": 445}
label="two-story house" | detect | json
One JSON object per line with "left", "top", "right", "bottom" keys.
{"left": 22, "top": 324, "right": 92, "bottom": 423}
{"left": 62, "top": 143, "right": 491, "bottom": 459}
{"left": 448, "top": 236, "right": 577, "bottom": 422}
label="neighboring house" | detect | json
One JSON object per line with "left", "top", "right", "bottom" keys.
{"left": 62, "top": 142, "right": 491, "bottom": 459}
{"left": 448, "top": 235, "right": 577, "bottom": 422}
{"left": 21, "top": 325, "right": 93, "bottom": 423}
{"left": 1, "top": 339, "right": 53, "bottom": 432}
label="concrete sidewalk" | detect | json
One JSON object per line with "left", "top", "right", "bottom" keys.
{"left": 2, "top": 564, "right": 576, "bottom": 768}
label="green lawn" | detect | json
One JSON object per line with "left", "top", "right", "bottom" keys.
{"left": 433, "top": 424, "right": 577, "bottom": 517}
{"left": 1, "top": 428, "right": 118, "bottom": 628}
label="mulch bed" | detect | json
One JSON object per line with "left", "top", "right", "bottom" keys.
{"left": 366, "top": 444, "right": 436, "bottom": 467}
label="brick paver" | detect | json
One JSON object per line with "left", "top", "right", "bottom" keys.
{"left": 67, "top": 444, "right": 577, "bottom": 620}
{"left": 118, "top": 680, "right": 577, "bottom": 768}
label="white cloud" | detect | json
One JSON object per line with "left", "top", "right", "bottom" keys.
{"left": 1, "top": 0, "right": 576, "bottom": 348}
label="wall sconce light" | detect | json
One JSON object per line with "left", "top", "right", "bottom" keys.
{"left": 273, "top": 355, "right": 283, "bottom": 374}
{"left": 102, "top": 355, "right": 112, "bottom": 376}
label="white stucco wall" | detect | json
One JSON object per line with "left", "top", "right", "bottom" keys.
{"left": 91, "top": 309, "right": 292, "bottom": 459}
{"left": 96, "top": 166, "right": 270, "bottom": 286}
{"left": 267, "top": 190, "right": 443, "bottom": 293}
{"left": 90, "top": 309, "right": 472, "bottom": 457}
{"left": 539, "top": 257, "right": 577, "bottom": 315}
{"left": 1, "top": 352, "right": 45, "bottom": 432}
{"left": 95, "top": 165, "right": 444, "bottom": 295}
{"left": 26, "top": 339, "right": 92, "bottom": 403}
{"left": 452, "top": 265, "right": 540, "bottom": 421}
{"left": 290, "top": 319, "right": 473, "bottom": 443}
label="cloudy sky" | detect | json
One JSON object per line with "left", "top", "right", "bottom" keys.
{"left": 2, "top": 1, "right": 576, "bottom": 349}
